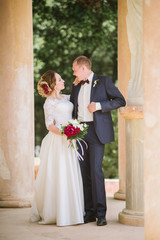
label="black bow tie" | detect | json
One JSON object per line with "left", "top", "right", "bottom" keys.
{"left": 81, "top": 79, "right": 89, "bottom": 85}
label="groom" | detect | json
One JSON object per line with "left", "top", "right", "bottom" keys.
{"left": 70, "top": 56, "right": 126, "bottom": 226}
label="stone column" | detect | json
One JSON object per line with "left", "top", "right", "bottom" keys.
{"left": 118, "top": 0, "right": 144, "bottom": 226}
{"left": 114, "top": 0, "right": 130, "bottom": 201}
{"left": 143, "top": 0, "right": 160, "bottom": 239}
{"left": 0, "top": 0, "right": 34, "bottom": 207}
{"left": 119, "top": 107, "right": 144, "bottom": 226}
{"left": 126, "top": 0, "right": 143, "bottom": 106}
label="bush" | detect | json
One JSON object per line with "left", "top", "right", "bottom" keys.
{"left": 102, "top": 109, "right": 118, "bottom": 179}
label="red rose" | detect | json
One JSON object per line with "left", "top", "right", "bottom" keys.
{"left": 76, "top": 127, "right": 80, "bottom": 134}
{"left": 42, "top": 84, "right": 49, "bottom": 94}
{"left": 64, "top": 125, "right": 77, "bottom": 138}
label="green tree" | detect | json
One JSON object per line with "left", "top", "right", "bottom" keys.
{"left": 103, "top": 109, "right": 118, "bottom": 179}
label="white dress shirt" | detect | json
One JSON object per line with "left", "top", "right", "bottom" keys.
{"left": 77, "top": 72, "right": 101, "bottom": 122}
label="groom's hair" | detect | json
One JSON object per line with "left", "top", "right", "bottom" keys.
{"left": 73, "top": 56, "right": 91, "bottom": 70}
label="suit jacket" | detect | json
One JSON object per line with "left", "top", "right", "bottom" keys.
{"left": 70, "top": 73, "right": 126, "bottom": 144}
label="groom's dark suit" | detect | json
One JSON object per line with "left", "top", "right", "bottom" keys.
{"left": 70, "top": 73, "right": 126, "bottom": 218}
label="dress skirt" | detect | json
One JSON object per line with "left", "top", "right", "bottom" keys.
{"left": 30, "top": 131, "right": 84, "bottom": 226}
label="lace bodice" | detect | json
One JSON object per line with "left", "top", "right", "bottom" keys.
{"left": 43, "top": 94, "right": 73, "bottom": 129}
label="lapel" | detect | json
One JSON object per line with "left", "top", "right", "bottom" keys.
{"left": 74, "top": 83, "right": 81, "bottom": 107}
{"left": 90, "top": 73, "right": 98, "bottom": 102}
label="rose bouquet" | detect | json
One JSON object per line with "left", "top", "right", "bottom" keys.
{"left": 60, "top": 119, "right": 88, "bottom": 160}
{"left": 60, "top": 119, "right": 88, "bottom": 141}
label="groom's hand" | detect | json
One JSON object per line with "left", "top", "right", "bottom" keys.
{"left": 88, "top": 102, "right": 96, "bottom": 113}
{"left": 73, "top": 77, "right": 80, "bottom": 86}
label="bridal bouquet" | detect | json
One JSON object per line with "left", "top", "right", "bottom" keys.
{"left": 60, "top": 119, "right": 88, "bottom": 141}
{"left": 60, "top": 119, "right": 88, "bottom": 160}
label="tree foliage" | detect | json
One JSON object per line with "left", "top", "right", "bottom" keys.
{"left": 33, "top": 0, "right": 118, "bottom": 178}
{"left": 103, "top": 109, "right": 118, "bottom": 178}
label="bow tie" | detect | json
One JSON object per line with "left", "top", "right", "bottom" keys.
{"left": 81, "top": 79, "right": 89, "bottom": 85}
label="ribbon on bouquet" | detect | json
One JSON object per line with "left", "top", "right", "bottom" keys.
{"left": 71, "top": 139, "right": 88, "bottom": 161}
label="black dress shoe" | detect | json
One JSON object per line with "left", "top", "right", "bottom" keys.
{"left": 97, "top": 217, "right": 107, "bottom": 226}
{"left": 84, "top": 215, "right": 96, "bottom": 223}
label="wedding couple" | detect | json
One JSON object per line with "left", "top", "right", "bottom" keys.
{"left": 30, "top": 56, "right": 126, "bottom": 227}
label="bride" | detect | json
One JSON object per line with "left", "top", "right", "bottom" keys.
{"left": 30, "top": 70, "right": 84, "bottom": 226}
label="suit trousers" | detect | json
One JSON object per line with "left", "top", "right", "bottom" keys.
{"left": 78, "top": 121, "right": 107, "bottom": 218}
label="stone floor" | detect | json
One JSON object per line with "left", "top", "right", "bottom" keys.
{"left": 0, "top": 197, "right": 144, "bottom": 240}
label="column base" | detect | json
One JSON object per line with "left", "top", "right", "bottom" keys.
{"left": 114, "top": 190, "right": 126, "bottom": 200}
{"left": 0, "top": 197, "right": 33, "bottom": 208}
{"left": 119, "top": 208, "right": 144, "bottom": 226}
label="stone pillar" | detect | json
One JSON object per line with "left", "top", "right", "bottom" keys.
{"left": 114, "top": 0, "right": 130, "bottom": 201}
{"left": 119, "top": 107, "right": 144, "bottom": 226}
{"left": 126, "top": 0, "right": 143, "bottom": 106}
{"left": 0, "top": 0, "right": 34, "bottom": 207}
{"left": 118, "top": 0, "right": 144, "bottom": 226}
{"left": 143, "top": 0, "right": 160, "bottom": 239}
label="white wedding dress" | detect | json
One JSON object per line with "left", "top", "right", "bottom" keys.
{"left": 30, "top": 95, "right": 84, "bottom": 226}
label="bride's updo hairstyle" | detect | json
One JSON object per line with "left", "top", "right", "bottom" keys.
{"left": 37, "top": 70, "right": 56, "bottom": 97}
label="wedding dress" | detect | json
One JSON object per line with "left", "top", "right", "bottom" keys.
{"left": 30, "top": 95, "right": 84, "bottom": 226}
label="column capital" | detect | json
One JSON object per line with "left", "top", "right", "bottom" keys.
{"left": 119, "top": 106, "right": 143, "bottom": 119}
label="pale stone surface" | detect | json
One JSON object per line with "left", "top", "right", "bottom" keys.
{"left": 120, "top": 106, "right": 143, "bottom": 119}
{"left": 126, "top": 0, "right": 143, "bottom": 106}
{"left": 118, "top": 0, "right": 144, "bottom": 226}
{"left": 105, "top": 179, "right": 119, "bottom": 197}
{"left": 143, "top": 0, "right": 160, "bottom": 239}
{"left": 119, "top": 212, "right": 144, "bottom": 227}
{"left": 115, "top": 0, "right": 130, "bottom": 201}
{"left": 0, "top": 198, "right": 144, "bottom": 240}
{"left": 125, "top": 119, "right": 144, "bottom": 212}
{"left": 119, "top": 117, "right": 144, "bottom": 226}
{"left": 0, "top": 0, "right": 34, "bottom": 207}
